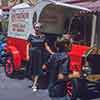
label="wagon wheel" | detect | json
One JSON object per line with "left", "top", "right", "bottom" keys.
{"left": 66, "top": 79, "right": 79, "bottom": 100}
{"left": 4, "top": 54, "right": 14, "bottom": 77}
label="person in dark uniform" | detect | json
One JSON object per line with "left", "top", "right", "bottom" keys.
{"left": 42, "top": 37, "right": 80, "bottom": 100}
{"left": 27, "top": 22, "right": 54, "bottom": 92}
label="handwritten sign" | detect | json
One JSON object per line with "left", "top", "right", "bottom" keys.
{"left": 8, "top": 8, "right": 33, "bottom": 40}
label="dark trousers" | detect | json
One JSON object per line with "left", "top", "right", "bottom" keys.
{"left": 27, "top": 47, "right": 50, "bottom": 77}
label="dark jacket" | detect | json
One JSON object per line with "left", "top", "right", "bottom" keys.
{"left": 47, "top": 52, "right": 70, "bottom": 97}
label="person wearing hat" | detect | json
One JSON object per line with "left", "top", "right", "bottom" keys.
{"left": 27, "top": 22, "right": 55, "bottom": 92}
{"left": 42, "top": 37, "right": 80, "bottom": 100}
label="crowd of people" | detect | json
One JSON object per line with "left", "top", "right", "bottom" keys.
{"left": 27, "top": 22, "right": 80, "bottom": 100}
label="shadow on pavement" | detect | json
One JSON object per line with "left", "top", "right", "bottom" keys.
{"left": 9, "top": 70, "right": 26, "bottom": 80}
{"left": 9, "top": 71, "right": 49, "bottom": 89}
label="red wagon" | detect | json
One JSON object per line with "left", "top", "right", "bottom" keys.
{"left": 4, "top": 1, "right": 93, "bottom": 99}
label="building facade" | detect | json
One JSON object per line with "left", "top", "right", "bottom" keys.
{"left": 0, "top": 0, "right": 98, "bottom": 9}
{"left": 0, "top": 0, "right": 38, "bottom": 9}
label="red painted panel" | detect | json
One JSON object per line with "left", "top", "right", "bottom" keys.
{"left": 7, "top": 37, "right": 28, "bottom": 61}
{"left": 7, "top": 45, "right": 21, "bottom": 71}
{"left": 69, "top": 44, "right": 89, "bottom": 71}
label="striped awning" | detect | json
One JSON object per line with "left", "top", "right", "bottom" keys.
{"left": 88, "top": 0, "right": 100, "bottom": 12}
{"left": 74, "top": 0, "right": 100, "bottom": 12}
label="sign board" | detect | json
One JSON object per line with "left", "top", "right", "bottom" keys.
{"left": 8, "top": 8, "right": 33, "bottom": 40}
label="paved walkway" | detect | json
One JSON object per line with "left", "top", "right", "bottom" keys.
{"left": 0, "top": 67, "right": 100, "bottom": 100}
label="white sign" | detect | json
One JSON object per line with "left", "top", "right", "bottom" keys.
{"left": 8, "top": 8, "right": 33, "bottom": 40}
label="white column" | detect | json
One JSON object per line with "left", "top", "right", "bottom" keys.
{"left": 91, "top": 14, "right": 97, "bottom": 47}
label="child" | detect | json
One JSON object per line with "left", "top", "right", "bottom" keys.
{"left": 42, "top": 37, "right": 80, "bottom": 100}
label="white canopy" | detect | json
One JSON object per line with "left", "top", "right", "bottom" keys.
{"left": 12, "top": 1, "right": 91, "bottom": 12}
{"left": 12, "top": 2, "right": 31, "bottom": 9}
{"left": 49, "top": 0, "right": 91, "bottom": 12}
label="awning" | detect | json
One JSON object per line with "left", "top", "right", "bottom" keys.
{"left": 74, "top": 0, "right": 100, "bottom": 12}
{"left": 88, "top": 0, "right": 100, "bottom": 12}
